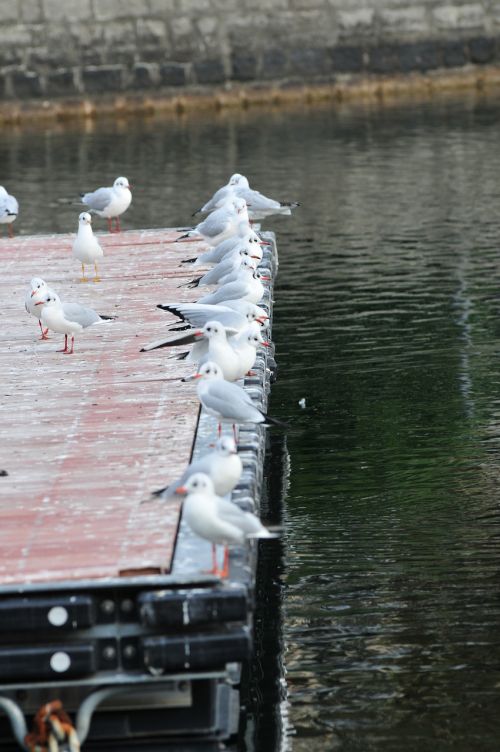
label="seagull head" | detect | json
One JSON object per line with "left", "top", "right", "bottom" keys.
{"left": 203, "top": 321, "right": 226, "bottom": 340}
{"left": 245, "top": 326, "right": 269, "bottom": 349}
{"left": 254, "top": 269, "right": 271, "bottom": 282}
{"left": 79, "top": 212, "right": 92, "bottom": 225}
{"left": 114, "top": 177, "right": 132, "bottom": 191}
{"left": 175, "top": 472, "right": 214, "bottom": 496}
{"left": 229, "top": 173, "right": 249, "bottom": 188}
{"left": 215, "top": 436, "right": 238, "bottom": 455}
{"left": 182, "top": 361, "right": 224, "bottom": 383}
{"left": 242, "top": 303, "right": 269, "bottom": 325}
{"left": 29, "top": 277, "right": 48, "bottom": 298}
{"left": 34, "top": 293, "right": 59, "bottom": 309}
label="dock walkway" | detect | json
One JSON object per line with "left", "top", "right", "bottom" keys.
{"left": 0, "top": 226, "right": 278, "bottom": 749}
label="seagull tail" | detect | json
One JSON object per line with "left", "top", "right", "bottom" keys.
{"left": 261, "top": 413, "right": 290, "bottom": 429}
{"left": 280, "top": 201, "right": 300, "bottom": 209}
{"left": 247, "top": 528, "right": 281, "bottom": 540}
{"left": 98, "top": 314, "right": 117, "bottom": 321}
{"left": 181, "top": 257, "right": 198, "bottom": 265}
{"left": 185, "top": 277, "right": 201, "bottom": 289}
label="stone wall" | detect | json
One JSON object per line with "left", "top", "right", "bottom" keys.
{"left": 1, "top": 0, "right": 500, "bottom": 101}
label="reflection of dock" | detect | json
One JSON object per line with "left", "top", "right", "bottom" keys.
{"left": 0, "top": 228, "right": 277, "bottom": 748}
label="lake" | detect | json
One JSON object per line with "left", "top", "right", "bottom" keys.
{"left": 2, "top": 93, "right": 500, "bottom": 750}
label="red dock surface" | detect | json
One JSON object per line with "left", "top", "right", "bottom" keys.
{"left": 0, "top": 229, "right": 205, "bottom": 586}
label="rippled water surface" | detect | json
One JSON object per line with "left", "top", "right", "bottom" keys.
{"left": 3, "top": 96, "right": 500, "bottom": 750}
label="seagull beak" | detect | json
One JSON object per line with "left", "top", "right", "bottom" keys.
{"left": 256, "top": 315, "right": 268, "bottom": 324}
{"left": 34, "top": 301, "right": 45, "bottom": 306}
{"left": 251, "top": 255, "right": 261, "bottom": 259}
{"left": 175, "top": 485, "right": 187, "bottom": 495}
{"left": 30, "top": 290, "right": 37, "bottom": 297}
{"left": 262, "top": 340, "right": 270, "bottom": 347}
{"left": 260, "top": 274, "right": 271, "bottom": 281}
{"left": 127, "top": 184, "right": 133, "bottom": 190}
{"left": 259, "top": 240, "right": 272, "bottom": 246}
{"left": 181, "top": 372, "right": 202, "bottom": 382}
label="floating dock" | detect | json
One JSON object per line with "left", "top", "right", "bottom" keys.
{"left": 0, "top": 227, "right": 278, "bottom": 749}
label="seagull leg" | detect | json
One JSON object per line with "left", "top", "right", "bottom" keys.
{"left": 107, "top": 217, "right": 113, "bottom": 233}
{"left": 220, "top": 546, "right": 230, "bottom": 578}
{"left": 7, "top": 223, "right": 14, "bottom": 238}
{"left": 80, "top": 263, "right": 88, "bottom": 283}
{"left": 232, "top": 423, "right": 239, "bottom": 444}
{"left": 63, "top": 335, "right": 75, "bottom": 355}
{"left": 203, "top": 545, "right": 224, "bottom": 576}
{"left": 115, "top": 216, "right": 121, "bottom": 233}
{"left": 218, "top": 423, "right": 222, "bottom": 439}
{"left": 93, "top": 262, "right": 101, "bottom": 282}
{"left": 58, "top": 334, "right": 68, "bottom": 353}
{"left": 38, "top": 321, "right": 50, "bottom": 340}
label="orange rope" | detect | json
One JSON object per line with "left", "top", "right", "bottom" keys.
{"left": 25, "top": 700, "right": 80, "bottom": 752}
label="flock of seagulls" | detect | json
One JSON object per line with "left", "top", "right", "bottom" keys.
{"left": 20, "top": 171, "right": 297, "bottom": 578}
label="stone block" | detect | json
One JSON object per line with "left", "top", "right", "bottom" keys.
{"left": 289, "top": 47, "right": 332, "bottom": 76}
{"left": 43, "top": 0, "right": 92, "bottom": 21}
{"left": 442, "top": 39, "right": 468, "bottom": 67}
{"left": 261, "top": 47, "right": 288, "bottom": 79}
{"left": 231, "top": 52, "right": 257, "bottom": 81}
{"left": 432, "top": 4, "right": 486, "bottom": 31}
{"left": 136, "top": 18, "right": 167, "bottom": 44}
{"left": 133, "top": 62, "right": 160, "bottom": 88}
{"left": 398, "top": 41, "right": 442, "bottom": 72}
{"left": 46, "top": 68, "right": 77, "bottom": 96}
{"left": 149, "top": 0, "right": 177, "bottom": 15}
{"left": 366, "top": 44, "right": 400, "bottom": 73}
{"left": 176, "top": 0, "right": 212, "bottom": 11}
{"left": 12, "top": 69, "right": 44, "bottom": 97}
{"left": 20, "top": 0, "right": 44, "bottom": 23}
{"left": 467, "top": 36, "right": 497, "bottom": 63}
{"left": 102, "top": 20, "right": 136, "bottom": 46}
{"left": 82, "top": 65, "right": 124, "bottom": 93}
{"left": 337, "top": 8, "right": 375, "bottom": 37}
{"left": 0, "top": 0, "right": 20, "bottom": 22}
{"left": 93, "top": 0, "right": 149, "bottom": 21}
{"left": 160, "top": 62, "right": 187, "bottom": 86}
{"left": 378, "top": 6, "right": 431, "bottom": 37}
{"left": 330, "top": 44, "right": 364, "bottom": 73}
{"left": 193, "top": 58, "right": 226, "bottom": 84}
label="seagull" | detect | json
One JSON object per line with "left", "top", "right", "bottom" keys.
{"left": 182, "top": 361, "right": 288, "bottom": 440}
{"left": 182, "top": 226, "right": 270, "bottom": 267}
{"left": 191, "top": 174, "right": 244, "bottom": 216}
{"left": 72, "top": 212, "right": 104, "bottom": 282}
{"left": 192, "top": 173, "right": 299, "bottom": 221}
{"left": 80, "top": 176, "right": 132, "bottom": 233}
{"left": 153, "top": 300, "right": 268, "bottom": 332}
{"left": 197, "top": 267, "right": 271, "bottom": 307}
{"left": 176, "top": 197, "right": 249, "bottom": 247}
{"left": 34, "top": 293, "right": 114, "bottom": 353}
{"left": 151, "top": 436, "right": 242, "bottom": 499}
{"left": 0, "top": 186, "right": 19, "bottom": 238}
{"left": 175, "top": 473, "right": 277, "bottom": 577}
{"left": 185, "top": 246, "right": 263, "bottom": 289}
{"left": 141, "top": 321, "right": 270, "bottom": 381}
{"left": 25, "top": 278, "right": 60, "bottom": 339}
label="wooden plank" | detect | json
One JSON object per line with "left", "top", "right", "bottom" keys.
{"left": 0, "top": 228, "right": 205, "bottom": 585}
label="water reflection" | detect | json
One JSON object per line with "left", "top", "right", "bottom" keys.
{"left": 3, "top": 95, "right": 500, "bottom": 750}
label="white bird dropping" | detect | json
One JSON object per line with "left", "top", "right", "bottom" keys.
{"left": 72, "top": 212, "right": 104, "bottom": 282}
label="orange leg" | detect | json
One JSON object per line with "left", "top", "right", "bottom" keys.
{"left": 220, "top": 546, "right": 230, "bottom": 578}
{"left": 64, "top": 335, "right": 75, "bottom": 355}
{"left": 38, "top": 321, "right": 50, "bottom": 340}
{"left": 58, "top": 334, "right": 68, "bottom": 353}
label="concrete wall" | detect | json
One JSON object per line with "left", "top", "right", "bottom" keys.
{"left": 1, "top": 0, "right": 500, "bottom": 100}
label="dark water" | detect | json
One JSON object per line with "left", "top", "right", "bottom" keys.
{"left": 3, "top": 96, "right": 500, "bottom": 750}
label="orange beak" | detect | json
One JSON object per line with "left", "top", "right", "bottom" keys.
{"left": 256, "top": 315, "right": 268, "bottom": 324}
{"left": 175, "top": 485, "right": 187, "bottom": 494}
{"left": 34, "top": 301, "right": 44, "bottom": 306}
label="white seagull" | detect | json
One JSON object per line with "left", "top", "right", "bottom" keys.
{"left": 176, "top": 198, "right": 249, "bottom": 247}
{"left": 0, "top": 186, "right": 19, "bottom": 238}
{"left": 25, "top": 278, "right": 60, "bottom": 339}
{"left": 72, "top": 212, "right": 104, "bottom": 282}
{"left": 151, "top": 436, "right": 242, "bottom": 499}
{"left": 175, "top": 473, "right": 277, "bottom": 577}
{"left": 183, "top": 361, "right": 288, "bottom": 440}
{"left": 185, "top": 246, "right": 263, "bottom": 290}
{"left": 80, "top": 176, "right": 132, "bottom": 233}
{"left": 182, "top": 225, "right": 270, "bottom": 268}
{"left": 197, "top": 267, "right": 270, "bottom": 307}
{"left": 34, "top": 293, "right": 113, "bottom": 353}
